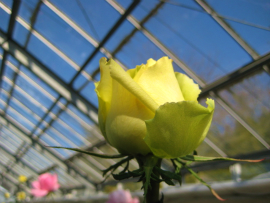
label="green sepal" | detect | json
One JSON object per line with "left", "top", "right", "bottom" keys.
{"left": 112, "top": 167, "right": 144, "bottom": 181}
{"left": 181, "top": 155, "right": 264, "bottom": 162}
{"left": 48, "top": 146, "right": 126, "bottom": 159}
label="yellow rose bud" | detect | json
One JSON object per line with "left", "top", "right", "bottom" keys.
{"left": 95, "top": 57, "right": 214, "bottom": 158}
{"left": 16, "top": 191, "right": 26, "bottom": 201}
{"left": 18, "top": 175, "right": 27, "bottom": 183}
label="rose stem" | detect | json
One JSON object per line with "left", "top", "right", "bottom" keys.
{"left": 146, "top": 177, "right": 160, "bottom": 203}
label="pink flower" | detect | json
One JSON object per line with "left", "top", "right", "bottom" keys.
{"left": 107, "top": 189, "right": 139, "bottom": 203}
{"left": 31, "top": 173, "right": 60, "bottom": 197}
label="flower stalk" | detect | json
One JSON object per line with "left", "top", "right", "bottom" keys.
{"left": 136, "top": 154, "right": 162, "bottom": 203}
{"left": 146, "top": 177, "right": 160, "bottom": 203}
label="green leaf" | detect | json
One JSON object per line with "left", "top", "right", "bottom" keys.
{"left": 48, "top": 146, "right": 127, "bottom": 159}
{"left": 181, "top": 155, "right": 264, "bottom": 162}
{"left": 129, "top": 168, "right": 144, "bottom": 177}
{"left": 163, "top": 178, "right": 175, "bottom": 186}
{"left": 155, "top": 167, "right": 182, "bottom": 186}
{"left": 179, "top": 162, "right": 225, "bottom": 201}
{"left": 120, "top": 160, "right": 129, "bottom": 174}
{"left": 112, "top": 172, "right": 132, "bottom": 180}
{"left": 102, "top": 156, "right": 133, "bottom": 176}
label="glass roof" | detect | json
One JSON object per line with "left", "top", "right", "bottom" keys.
{"left": 0, "top": 0, "right": 270, "bottom": 200}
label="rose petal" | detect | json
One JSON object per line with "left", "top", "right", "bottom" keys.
{"left": 95, "top": 57, "right": 113, "bottom": 141}
{"left": 31, "top": 189, "right": 48, "bottom": 197}
{"left": 175, "top": 72, "right": 201, "bottom": 102}
{"left": 136, "top": 57, "right": 184, "bottom": 106}
{"left": 144, "top": 99, "right": 215, "bottom": 158}
{"left": 32, "top": 181, "right": 40, "bottom": 189}
{"left": 108, "top": 58, "right": 159, "bottom": 112}
{"left": 105, "top": 74, "right": 153, "bottom": 155}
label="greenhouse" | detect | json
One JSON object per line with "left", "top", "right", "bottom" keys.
{"left": 0, "top": 0, "right": 269, "bottom": 202}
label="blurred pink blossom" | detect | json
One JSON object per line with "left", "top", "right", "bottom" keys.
{"left": 31, "top": 173, "right": 60, "bottom": 197}
{"left": 107, "top": 189, "right": 139, "bottom": 203}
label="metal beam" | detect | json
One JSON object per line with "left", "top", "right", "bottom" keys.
{"left": 69, "top": 0, "right": 141, "bottom": 84}
{"left": 210, "top": 92, "right": 270, "bottom": 149}
{"left": 0, "top": 114, "right": 97, "bottom": 187}
{"left": 0, "top": 0, "right": 21, "bottom": 90}
{"left": 0, "top": 29, "right": 98, "bottom": 125}
{"left": 0, "top": 102, "right": 105, "bottom": 183}
{"left": 199, "top": 52, "right": 270, "bottom": 98}
{"left": 106, "top": 0, "right": 205, "bottom": 87}
{"left": 195, "top": 0, "right": 259, "bottom": 60}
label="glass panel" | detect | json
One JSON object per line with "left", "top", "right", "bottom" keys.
{"left": 144, "top": 2, "right": 252, "bottom": 83}
{"left": 0, "top": 148, "right": 15, "bottom": 165}
{"left": 218, "top": 71, "right": 270, "bottom": 145}
{"left": 21, "top": 147, "right": 54, "bottom": 171}
{"left": 196, "top": 141, "right": 221, "bottom": 157}
{"left": 12, "top": 162, "right": 36, "bottom": 177}
{"left": 205, "top": 99, "right": 265, "bottom": 156}
{"left": 16, "top": 73, "right": 55, "bottom": 109}
{"left": 205, "top": 0, "right": 270, "bottom": 28}
{"left": 39, "top": 133, "right": 74, "bottom": 158}
{"left": 206, "top": 0, "right": 270, "bottom": 55}
{"left": 20, "top": 65, "right": 58, "bottom": 98}
{"left": 1, "top": 0, "right": 13, "bottom": 8}
{"left": 49, "top": 0, "right": 122, "bottom": 42}
{"left": 104, "top": 19, "right": 134, "bottom": 53}
{"left": 18, "top": 0, "right": 40, "bottom": 24}
{"left": 115, "top": 31, "right": 167, "bottom": 69}
{"left": 79, "top": 81, "right": 98, "bottom": 108}
{"left": 58, "top": 111, "right": 92, "bottom": 145}
{"left": 33, "top": 2, "right": 95, "bottom": 66}
{"left": 27, "top": 33, "right": 76, "bottom": 83}
{"left": 72, "top": 158, "right": 103, "bottom": 182}
{"left": 0, "top": 127, "right": 23, "bottom": 154}
{"left": 51, "top": 167, "right": 81, "bottom": 187}
{"left": 224, "top": 21, "right": 270, "bottom": 56}
{"left": 66, "top": 104, "right": 101, "bottom": 143}
{"left": 12, "top": 21, "right": 30, "bottom": 47}
{"left": 0, "top": 0, "right": 11, "bottom": 32}
{"left": 72, "top": 51, "right": 105, "bottom": 90}
{"left": 6, "top": 105, "right": 35, "bottom": 132}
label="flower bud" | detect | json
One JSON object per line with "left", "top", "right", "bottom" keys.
{"left": 95, "top": 57, "right": 214, "bottom": 158}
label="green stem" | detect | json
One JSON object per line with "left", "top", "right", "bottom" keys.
{"left": 146, "top": 177, "right": 160, "bottom": 203}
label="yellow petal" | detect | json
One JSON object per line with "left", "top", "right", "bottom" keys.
{"left": 136, "top": 57, "right": 184, "bottom": 106}
{"left": 144, "top": 99, "right": 215, "bottom": 158}
{"left": 108, "top": 58, "right": 159, "bottom": 112}
{"left": 95, "top": 57, "right": 113, "bottom": 141}
{"left": 128, "top": 58, "right": 156, "bottom": 81}
{"left": 175, "top": 72, "right": 201, "bottom": 102}
{"left": 105, "top": 77, "right": 153, "bottom": 155}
